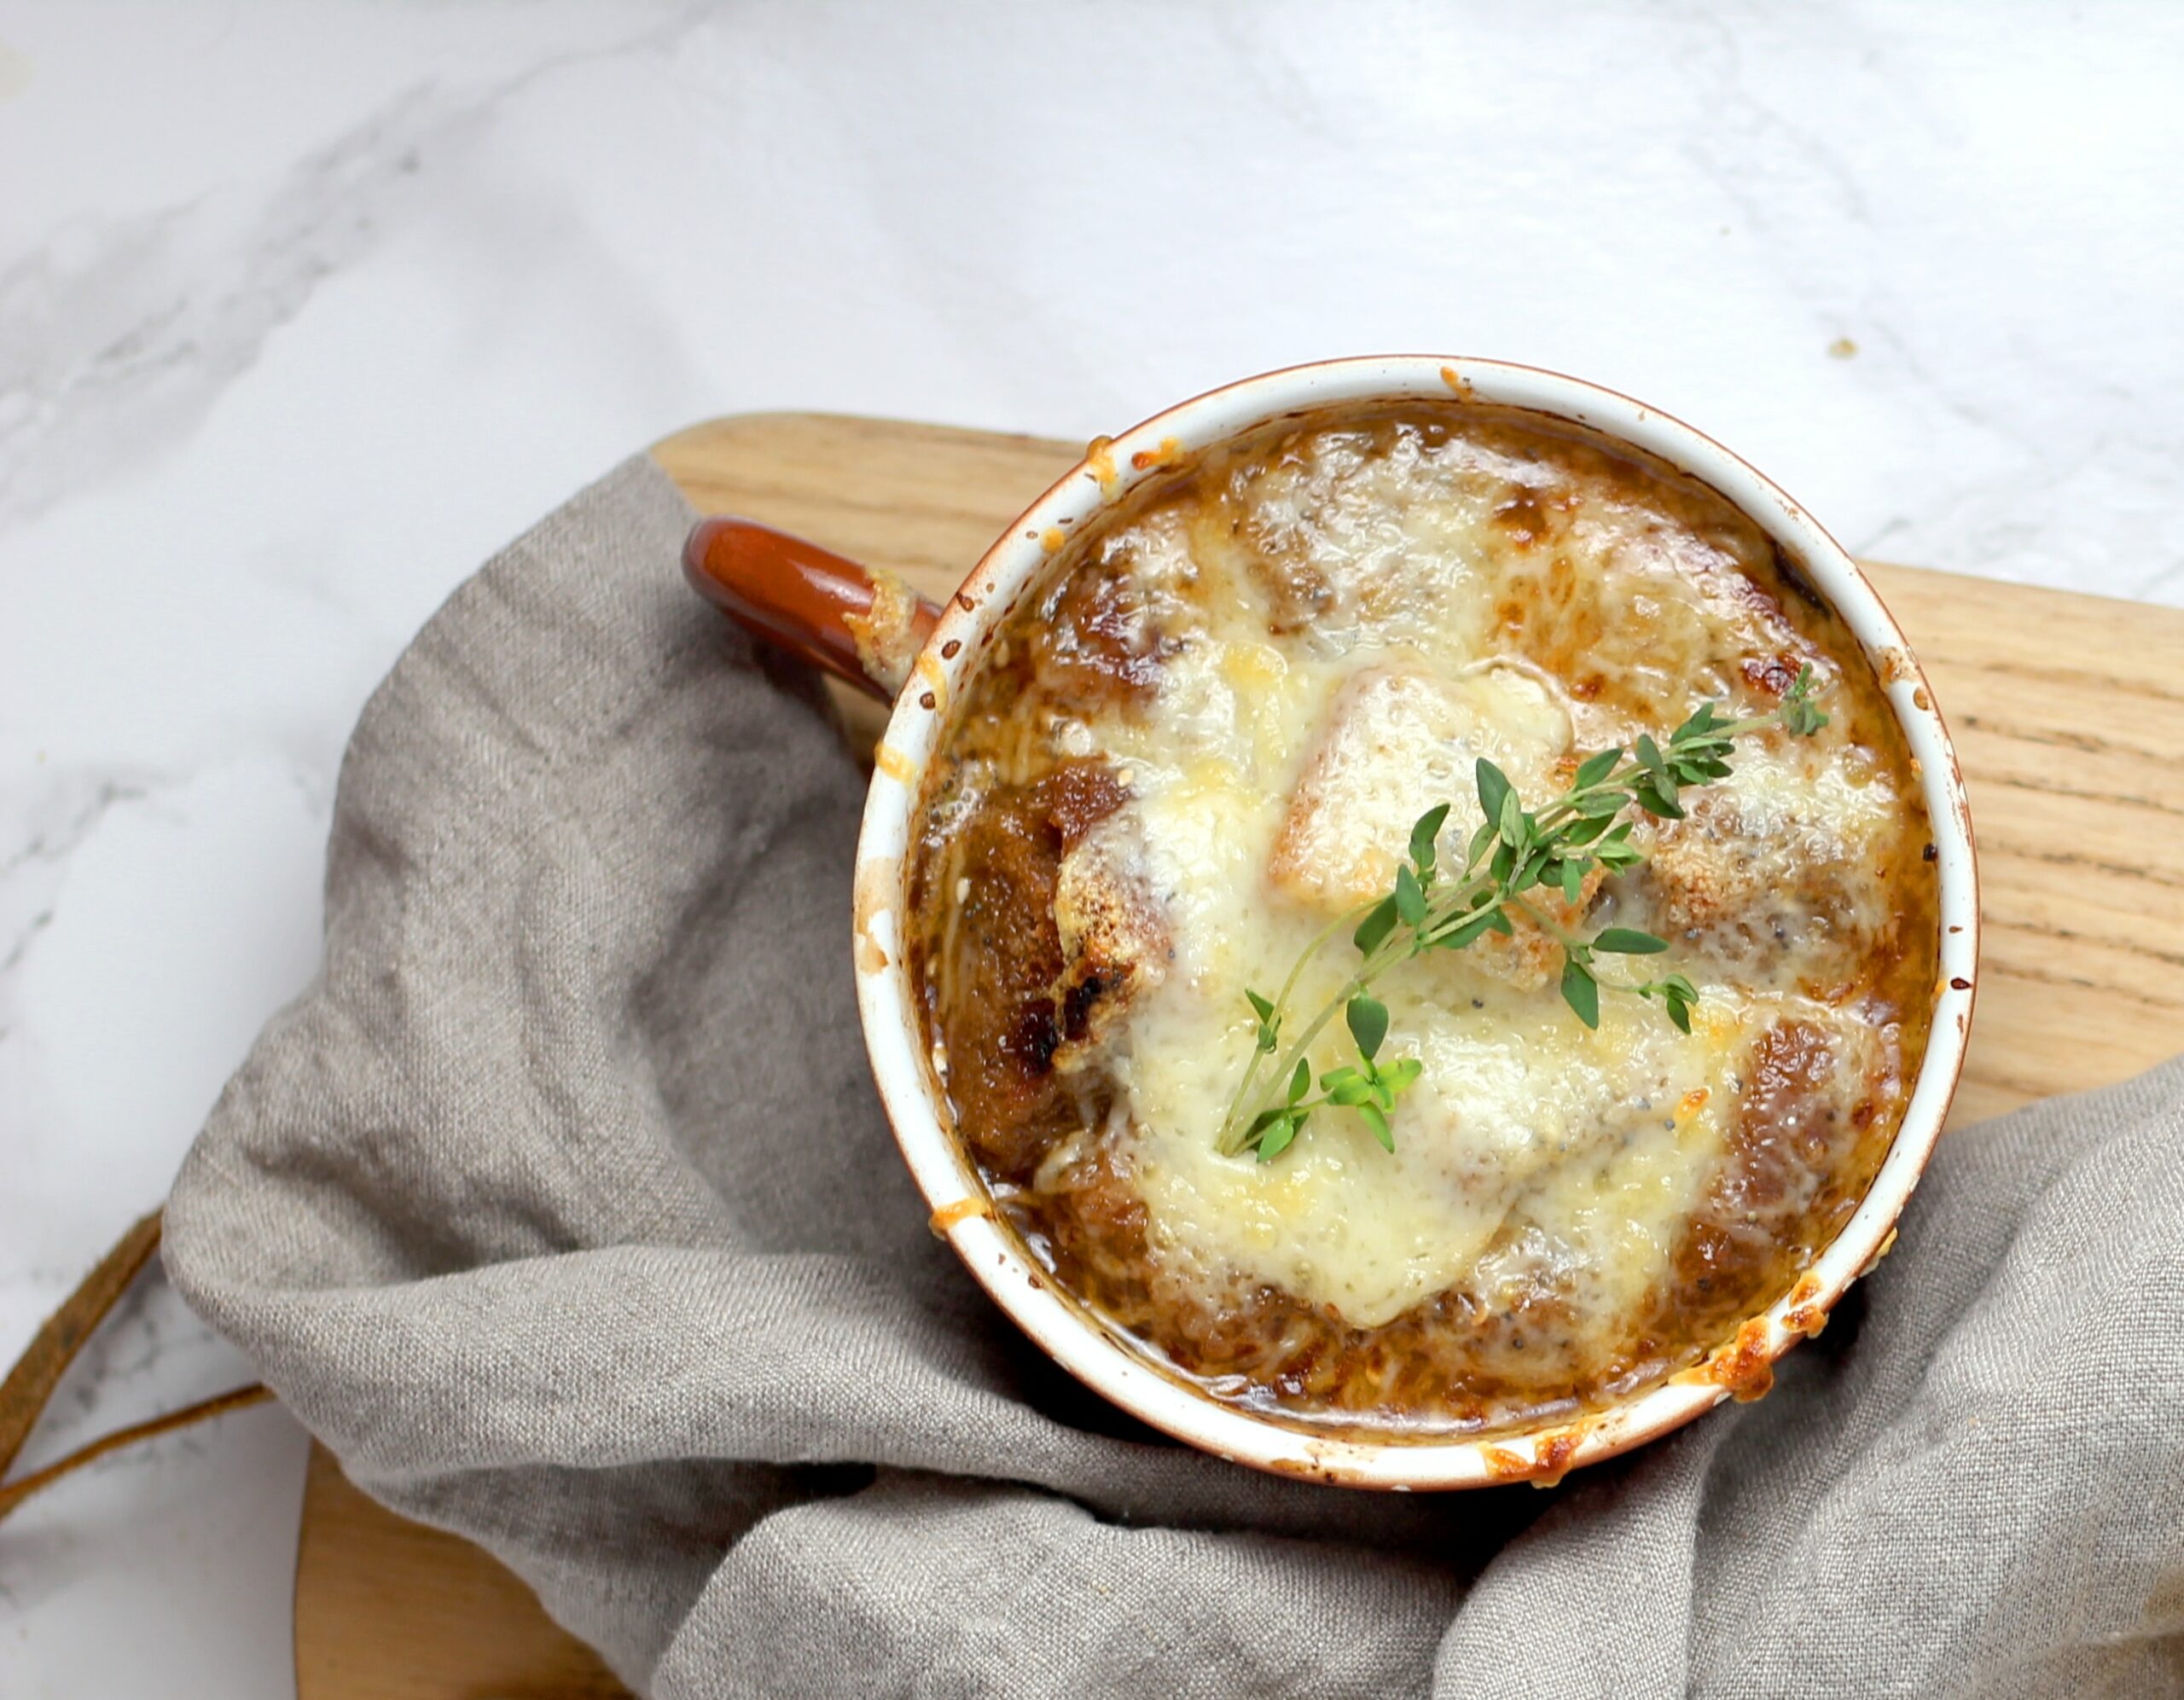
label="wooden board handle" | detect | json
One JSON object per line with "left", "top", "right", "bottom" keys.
{"left": 0, "top": 1206, "right": 270, "bottom": 1526}
{"left": 682, "top": 516, "right": 941, "bottom": 700}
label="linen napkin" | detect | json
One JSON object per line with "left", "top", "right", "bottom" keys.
{"left": 165, "top": 455, "right": 2184, "bottom": 1698}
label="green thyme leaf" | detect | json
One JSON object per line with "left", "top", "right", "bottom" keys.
{"left": 1594, "top": 824, "right": 1644, "bottom": 871}
{"left": 1287, "top": 1056, "right": 1312, "bottom": 1104}
{"left": 1326, "top": 1070, "right": 1374, "bottom": 1107}
{"left": 1394, "top": 863, "right": 1428, "bottom": 926}
{"left": 1574, "top": 746, "right": 1623, "bottom": 789}
{"left": 1778, "top": 664, "right": 1832, "bottom": 736}
{"left": 1476, "top": 757, "right": 1513, "bottom": 828}
{"left": 1383, "top": 1057, "right": 1423, "bottom": 1094}
{"left": 1636, "top": 972, "right": 1699, "bottom": 1033}
{"left": 1346, "top": 994, "right": 1390, "bottom": 1061}
{"left": 1409, "top": 804, "right": 1449, "bottom": 879}
{"left": 1497, "top": 786, "right": 1526, "bottom": 849}
{"left": 1256, "top": 1115, "right": 1298, "bottom": 1162}
{"left": 1560, "top": 951, "right": 1600, "bottom": 1029}
{"left": 1594, "top": 927, "right": 1670, "bottom": 954}
{"left": 1467, "top": 818, "right": 1496, "bottom": 868}
{"left": 1357, "top": 1101, "right": 1395, "bottom": 1152}
{"left": 1354, "top": 894, "right": 1399, "bottom": 955}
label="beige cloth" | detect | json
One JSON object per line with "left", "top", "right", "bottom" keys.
{"left": 166, "top": 456, "right": 2184, "bottom": 1697}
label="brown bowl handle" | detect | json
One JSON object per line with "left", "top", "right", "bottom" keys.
{"left": 682, "top": 516, "right": 943, "bottom": 701}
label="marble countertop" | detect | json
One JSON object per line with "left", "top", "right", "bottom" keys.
{"left": 3, "top": 3, "right": 2178, "bottom": 1693}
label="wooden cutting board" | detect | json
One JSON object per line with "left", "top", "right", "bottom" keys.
{"left": 293, "top": 410, "right": 2184, "bottom": 1698}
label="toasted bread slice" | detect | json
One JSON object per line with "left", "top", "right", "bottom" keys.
{"left": 1269, "top": 661, "right": 1571, "bottom": 914}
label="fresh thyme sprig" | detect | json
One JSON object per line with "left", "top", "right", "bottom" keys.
{"left": 1220, "top": 666, "right": 1830, "bottom": 1162}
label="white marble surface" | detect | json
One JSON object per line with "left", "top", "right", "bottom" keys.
{"left": 1, "top": 3, "right": 2179, "bottom": 1693}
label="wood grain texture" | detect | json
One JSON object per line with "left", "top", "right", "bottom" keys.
{"left": 297, "top": 1445, "right": 630, "bottom": 1698}
{"left": 653, "top": 412, "right": 2184, "bottom": 1127}
{"left": 297, "top": 409, "right": 2184, "bottom": 1697}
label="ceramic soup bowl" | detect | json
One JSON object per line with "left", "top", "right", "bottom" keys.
{"left": 682, "top": 356, "right": 1978, "bottom": 1489}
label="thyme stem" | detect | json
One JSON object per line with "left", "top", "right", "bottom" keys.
{"left": 1219, "top": 668, "right": 1830, "bottom": 1161}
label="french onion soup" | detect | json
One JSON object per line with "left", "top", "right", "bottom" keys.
{"left": 905, "top": 402, "right": 1938, "bottom": 1438}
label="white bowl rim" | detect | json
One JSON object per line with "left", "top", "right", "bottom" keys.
{"left": 849, "top": 354, "right": 1979, "bottom": 1491}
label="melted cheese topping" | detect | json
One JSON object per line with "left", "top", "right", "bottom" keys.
{"left": 910, "top": 404, "right": 1935, "bottom": 1432}
{"left": 1027, "top": 417, "right": 1911, "bottom": 1332}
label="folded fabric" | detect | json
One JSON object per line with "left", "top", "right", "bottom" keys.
{"left": 166, "top": 455, "right": 2184, "bottom": 1698}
